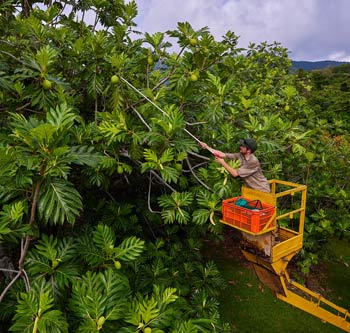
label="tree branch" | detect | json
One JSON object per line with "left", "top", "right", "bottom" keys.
{"left": 186, "top": 158, "right": 213, "bottom": 191}
{"left": 0, "top": 271, "right": 21, "bottom": 303}
{"left": 147, "top": 172, "right": 161, "bottom": 214}
{"left": 187, "top": 151, "right": 210, "bottom": 161}
{"left": 0, "top": 179, "right": 42, "bottom": 303}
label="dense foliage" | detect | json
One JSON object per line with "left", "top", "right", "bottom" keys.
{"left": 0, "top": 0, "right": 349, "bottom": 331}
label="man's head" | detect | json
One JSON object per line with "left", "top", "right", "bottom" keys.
{"left": 239, "top": 138, "right": 257, "bottom": 153}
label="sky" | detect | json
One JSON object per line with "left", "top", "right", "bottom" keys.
{"left": 133, "top": 0, "right": 350, "bottom": 62}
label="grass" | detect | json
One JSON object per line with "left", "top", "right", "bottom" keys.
{"left": 322, "top": 238, "right": 350, "bottom": 309}
{"left": 204, "top": 231, "right": 347, "bottom": 333}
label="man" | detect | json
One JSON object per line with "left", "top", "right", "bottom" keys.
{"left": 200, "top": 138, "right": 270, "bottom": 193}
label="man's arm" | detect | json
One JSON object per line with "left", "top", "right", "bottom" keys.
{"left": 215, "top": 157, "right": 239, "bottom": 177}
{"left": 199, "top": 142, "right": 225, "bottom": 158}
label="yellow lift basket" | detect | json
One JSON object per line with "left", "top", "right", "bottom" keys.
{"left": 220, "top": 179, "right": 350, "bottom": 332}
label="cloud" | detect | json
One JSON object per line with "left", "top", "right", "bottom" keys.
{"left": 133, "top": 0, "right": 350, "bottom": 61}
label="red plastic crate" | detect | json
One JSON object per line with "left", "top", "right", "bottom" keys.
{"left": 222, "top": 196, "right": 275, "bottom": 233}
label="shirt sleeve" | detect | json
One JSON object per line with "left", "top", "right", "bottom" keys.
{"left": 225, "top": 152, "right": 241, "bottom": 160}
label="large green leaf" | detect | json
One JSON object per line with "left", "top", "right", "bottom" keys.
{"left": 0, "top": 201, "right": 27, "bottom": 241}
{"left": 38, "top": 179, "right": 82, "bottom": 225}
{"left": 26, "top": 235, "right": 80, "bottom": 290}
{"left": 69, "top": 145, "right": 102, "bottom": 167}
{"left": 46, "top": 103, "right": 78, "bottom": 132}
{"left": 116, "top": 236, "right": 145, "bottom": 261}
{"left": 69, "top": 269, "right": 130, "bottom": 328}
{"left": 92, "top": 224, "right": 116, "bottom": 250}
{"left": 9, "top": 282, "right": 68, "bottom": 333}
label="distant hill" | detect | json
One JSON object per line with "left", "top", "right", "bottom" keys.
{"left": 291, "top": 60, "right": 350, "bottom": 71}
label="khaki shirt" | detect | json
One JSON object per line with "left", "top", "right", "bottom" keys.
{"left": 225, "top": 152, "right": 270, "bottom": 193}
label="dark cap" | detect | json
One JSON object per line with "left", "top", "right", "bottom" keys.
{"left": 240, "top": 138, "right": 257, "bottom": 152}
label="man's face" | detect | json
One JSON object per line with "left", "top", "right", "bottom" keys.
{"left": 240, "top": 145, "right": 248, "bottom": 154}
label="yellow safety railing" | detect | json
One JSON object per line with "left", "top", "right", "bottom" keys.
{"left": 228, "top": 180, "right": 350, "bottom": 332}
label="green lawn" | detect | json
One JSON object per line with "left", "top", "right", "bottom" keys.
{"left": 322, "top": 239, "right": 350, "bottom": 309}
{"left": 205, "top": 232, "right": 348, "bottom": 333}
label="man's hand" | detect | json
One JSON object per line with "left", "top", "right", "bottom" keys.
{"left": 200, "top": 142, "right": 225, "bottom": 158}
